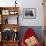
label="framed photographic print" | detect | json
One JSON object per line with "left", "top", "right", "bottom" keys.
{"left": 8, "top": 16, "right": 18, "bottom": 24}
{"left": 23, "top": 8, "right": 36, "bottom": 19}
{"left": 2, "top": 15, "right": 18, "bottom": 24}
{"left": 9, "top": 9, "right": 18, "bottom": 15}
{"left": 2, "top": 10, "right": 9, "bottom": 15}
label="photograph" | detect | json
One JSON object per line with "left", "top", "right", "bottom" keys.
{"left": 23, "top": 8, "right": 36, "bottom": 19}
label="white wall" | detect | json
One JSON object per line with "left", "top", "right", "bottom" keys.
{"left": 0, "top": 0, "right": 44, "bottom": 26}
{"left": 17, "top": 0, "right": 44, "bottom": 26}
{"left": 0, "top": 0, "right": 15, "bottom": 7}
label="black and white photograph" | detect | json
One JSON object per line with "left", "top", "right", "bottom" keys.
{"left": 23, "top": 8, "right": 36, "bottom": 19}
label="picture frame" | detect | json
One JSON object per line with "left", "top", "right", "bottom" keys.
{"left": 2, "top": 10, "right": 9, "bottom": 15}
{"left": 9, "top": 10, "right": 18, "bottom": 15}
{"left": 23, "top": 8, "right": 36, "bottom": 19}
{"left": 2, "top": 16, "right": 18, "bottom": 24}
{"left": 8, "top": 16, "right": 18, "bottom": 24}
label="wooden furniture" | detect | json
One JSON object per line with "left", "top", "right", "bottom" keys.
{"left": 0, "top": 7, "right": 19, "bottom": 24}
{"left": 0, "top": 7, "right": 19, "bottom": 46}
{"left": 0, "top": 41, "right": 2, "bottom": 46}
{"left": 2, "top": 40, "right": 19, "bottom": 46}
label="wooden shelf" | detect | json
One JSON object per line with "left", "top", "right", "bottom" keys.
{"left": 2, "top": 40, "right": 19, "bottom": 42}
{"left": 0, "top": 7, "right": 19, "bottom": 24}
{"left": 0, "top": 7, "right": 19, "bottom": 16}
{"left": 0, "top": 24, "right": 19, "bottom": 32}
{"left": 0, "top": 40, "right": 19, "bottom": 46}
{"left": 0, "top": 7, "right": 19, "bottom": 10}
{"left": 0, "top": 7, "right": 19, "bottom": 46}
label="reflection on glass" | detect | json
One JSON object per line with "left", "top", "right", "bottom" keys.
{"left": 1, "top": 28, "right": 18, "bottom": 41}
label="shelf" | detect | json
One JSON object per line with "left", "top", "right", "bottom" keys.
{"left": 0, "top": 7, "right": 19, "bottom": 10}
{"left": 2, "top": 40, "right": 19, "bottom": 43}
{"left": 0, "top": 7, "right": 19, "bottom": 46}
{"left": 0, "top": 7, "right": 19, "bottom": 24}
{"left": 1, "top": 40, "right": 19, "bottom": 46}
{"left": 0, "top": 7, "right": 19, "bottom": 16}
{"left": 0, "top": 24, "right": 19, "bottom": 32}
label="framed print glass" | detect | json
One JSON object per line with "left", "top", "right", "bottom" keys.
{"left": 23, "top": 8, "right": 36, "bottom": 19}
{"left": 2, "top": 15, "right": 18, "bottom": 24}
{"left": 9, "top": 9, "right": 18, "bottom": 15}
{"left": 2, "top": 10, "right": 9, "bottom": 15}
{"left": 1, "top": 28, "right": 13, "bottom": 41}
{"left": 8, "top": 16, "right": 18, "bottom": 24}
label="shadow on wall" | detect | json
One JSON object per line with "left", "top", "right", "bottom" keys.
{"left": 18, "top": 26, "right": 44, "bottom": 44}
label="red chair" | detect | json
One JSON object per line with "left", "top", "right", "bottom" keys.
{"left": 21, "top": 28, "right": 41, "bottom": 46}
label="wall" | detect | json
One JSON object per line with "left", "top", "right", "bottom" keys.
{"left": 0, "top": 0, "right": 44, "bottom": 26}
{"left": 0, "top": 0, "right": 15, "bottom": 7}
{"left": 0, "top": 0, "right": 44, "bottom": 44}
{"left": 17, "top": 0, "right": 44, "bottom": 26}
{"left": 18, "top": 26, "right": 44, "bottom": 44}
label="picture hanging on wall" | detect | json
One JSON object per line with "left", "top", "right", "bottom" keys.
{"left": 23, "top": 8, "right": 36, "bottom": 19}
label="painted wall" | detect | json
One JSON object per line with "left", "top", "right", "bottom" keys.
{"left": 0, "top": 0, "right": 44, "bottom": 44}
{"left": 18, "top": 26, "right": 44, "bottom": 44}
{"left": 17, "top": 0, "right": 44, "bottom": 26}
{"left": 0, "top": 0, "right": 44, "bottom": 26}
